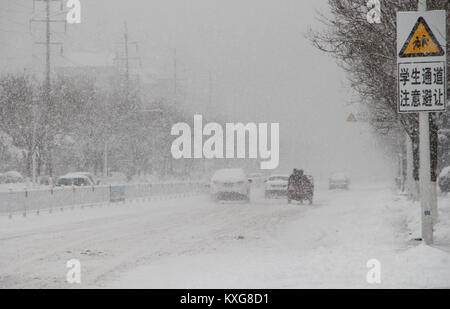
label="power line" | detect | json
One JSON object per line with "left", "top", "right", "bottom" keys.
{"left": 27, "top": 0, "right": 67, "bottom": 177}
{"left": 30, "top": 0, "right": 66, "bottom": 92}
{"left": 114, "top": 21, "right": 141, "bottom": 101}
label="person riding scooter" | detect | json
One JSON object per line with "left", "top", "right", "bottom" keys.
{"left": 289, "top": 169, "right": 308, "bottom": 185}
{"left": 288, "top": 169, "right": 313, "bottom": 204}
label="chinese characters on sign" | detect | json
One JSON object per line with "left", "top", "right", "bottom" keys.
{"left": 398, "top": 62, "right": 446, "bottom": 112}
{"left": 397, "top": 11, "right": 446, "bottom": 113}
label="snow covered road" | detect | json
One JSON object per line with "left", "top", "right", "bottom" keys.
{"left": 1, "top": 183, "right": 449, "bottom": 288}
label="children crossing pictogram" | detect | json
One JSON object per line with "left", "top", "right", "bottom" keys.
{"left": 399, "top": 17, "right": 445, "bottom": 58}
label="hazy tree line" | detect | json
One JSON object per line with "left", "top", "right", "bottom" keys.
{"left": 0, "top": 69, "right": 192, "bottom": 180}
{"left": 309, "top": 0, "right": 450, "bottom": 186}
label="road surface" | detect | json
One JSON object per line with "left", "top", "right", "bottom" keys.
{"left": 1, "top": 182, "right": 449, "bottom": 288}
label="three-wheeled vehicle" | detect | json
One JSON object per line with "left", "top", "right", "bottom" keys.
{"left": 287, "top": 175, "right": 314, "bottom": 205}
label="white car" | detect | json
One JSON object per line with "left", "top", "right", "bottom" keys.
{"left": 1, "top": 171, "right": 24, "bottom": 184}
{"left": 264, "top": 175, "right": 289, "bottom": 198}
{"left": 211, "top": 168, "right": 250, "bottom": 202}
{"left": 248, "top": 172, "right": 265, "bottom": 187}
{"left": 329, "top": 172, "right": 349, "bottom": 190}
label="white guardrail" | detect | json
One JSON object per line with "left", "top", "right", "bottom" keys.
{"left": 0, "top": 182, "right": 210, "bottom": 218}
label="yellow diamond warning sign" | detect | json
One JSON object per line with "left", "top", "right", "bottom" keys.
{"left": 399, "top": 16, "right": 445, "bottom": 58}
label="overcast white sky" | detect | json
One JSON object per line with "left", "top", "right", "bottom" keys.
{"left": 0, "top": 0, "right": 395, "bottom": 182}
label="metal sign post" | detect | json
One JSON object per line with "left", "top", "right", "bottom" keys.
{"left": 419, "top": 111, "right": 432, "bottom": 244}
{"left": 397, "top": 4, "right": 447, "bottom": 245}
{"left": 418, "top": 0, "right": 432, "bottom": 246}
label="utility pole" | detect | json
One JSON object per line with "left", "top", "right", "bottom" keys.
{"left": 31, "top": 0, "right": 66, "bottom": 92}
{"left": 112, "top": 22, "right": 141, "bottom": 177}
{"left": 30, "top": 0, "right": 65, "bottom": 178}
{"left": 208, "top": 71, "right": 212, "bottom": 106}
{"left": 103, "top": 141, "right": 108, "bottom": 178}
{"left": 417, "top": 0, "right": 433, "bottom": 245}
{"left": 173, "top": 48, "right": 177, "bottom": 98}
{"left": 32, "top": 96, "right": 39, "bottom": 186}
{"left": 207, "top": 71, "right": 213, "bottom": 115}
{"left": 45, "top": 0, "right": 50, "bottom": 95}
{"left": 124, "top": 22, "right": 130, "bottom": 99}
{"left": 114, "top": 21, "right": 140, "bottom": 101}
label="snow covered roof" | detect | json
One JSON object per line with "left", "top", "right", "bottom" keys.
{"left": 3, "top": 171, "right": 23, "bottom": 178}
{"left": 59, "top": 173, "right": 90, "bottom": 179}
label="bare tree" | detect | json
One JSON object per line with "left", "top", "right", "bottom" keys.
{"left": 308, "top": 0, "right": 449, "bottom": 183}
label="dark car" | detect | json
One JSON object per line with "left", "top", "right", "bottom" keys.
{"left": 56, "top": 173, "right": 93, "bottom": 187}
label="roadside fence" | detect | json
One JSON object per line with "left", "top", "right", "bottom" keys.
{"left": 0, "top": 182, "right": 211, "bottom": 218}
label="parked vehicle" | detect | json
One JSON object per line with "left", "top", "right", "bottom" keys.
{"left": 248, "top": 172, "right": 265, "bottom": 187}
{"left": 265, "top": 174, "right": 289, "bottom": 198}
{"left": 287, "top": 174, "right": 314, "bottom": 204}
{"left": 438, "top": 166, "right": 450, "bottom": 192}
{"left": 56, "top": 173, "right": 93, "bottom": 187}
{"left": 329, "top": 172, "right": 349, "bottom": 190}
{"left": 211, "top": 168, "right": 250, "bottom": 202}
{"left": 2, "top": 171, "right": 24, "bottom": 184}
{"left": 73, "top": 172, "right": 101, "bottom": 185}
